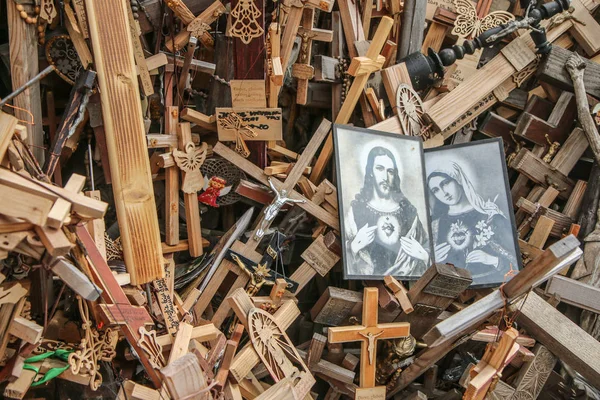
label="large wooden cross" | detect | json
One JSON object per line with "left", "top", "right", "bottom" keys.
{"left": 328, "top": 287, "right": 410, "bottom": 390}
{"left": 310, "top": 16, "right": 394, "bottom": 184}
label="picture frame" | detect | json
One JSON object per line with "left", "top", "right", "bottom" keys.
{"left": 424, "top": 138, "right": 522, "bottom": 288}
{"left": 333, "top": 124, "right": 434, "bottom": 280}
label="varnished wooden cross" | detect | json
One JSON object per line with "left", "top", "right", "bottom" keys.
{"left": 310, "top": 16, "right": 394, "bottom": 184}
{"left": 165, "top": 0, "right": 226, "bottom": 51}
{"left": 293, "top": 8, "right": 333, "bottom": 105}
{"left": 328, "top": 287, "right": 410, "bottom": 389}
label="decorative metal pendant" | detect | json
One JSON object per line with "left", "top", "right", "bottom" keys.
{"left": 45, "top": 35, "right": 82, "bottom": 85}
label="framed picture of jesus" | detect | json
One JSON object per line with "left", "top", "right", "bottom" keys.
{"left": 333, "top": 125, "right": 434, "bottom": 280}
{"left": 424, "top": 138, "right": 521, "bottom": 287}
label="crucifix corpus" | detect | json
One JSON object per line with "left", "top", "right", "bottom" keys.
{"left": 254, "top": 178, "right": 306, "bottom": 240}
{"left": 328, "top": 287, "right": 410, "bottom": 398}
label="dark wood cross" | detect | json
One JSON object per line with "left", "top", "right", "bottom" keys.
{"left": 75, "top": 226, "right": 162, "bottom": 388}
{"left": 226, "top": 231, "right": 299, "bottom": 295}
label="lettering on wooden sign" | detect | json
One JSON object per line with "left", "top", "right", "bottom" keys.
{"left": 301, "top": 235, "right": 340, "bottom": 276}
{"left": 426, "top": 0, "right": 457, "bottom": 20}
{"left": 500, "top": 37, "right": 536, "bottom": 72}
{"left": 355, "top": 386, "right": 387, "bottom": 400}
{"left": 230, "top": 80, "right": 267, "bottom": 108}
{"left": 423, "top": 273, "right": 471, "bottom": 298}
{"left": 413, "top": 303, "right": 443, "bottom": 317}
{"left": 216, "top": 108, "right": 283, "bottom": 141}
{"left": 154, "top": 278, "right": 179, "bottom": 336}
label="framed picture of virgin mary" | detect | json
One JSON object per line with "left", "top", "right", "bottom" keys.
{"left": 333, "top": 125, "right": 434, "bottom": 280}
{"left": 424, "top": 138, "right": 521, "bottom": 287}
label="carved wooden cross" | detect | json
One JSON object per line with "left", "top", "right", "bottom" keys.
{"left": 293, "top": 8, "right": 333, "bottom": 105}
{"left": 310, "top": 16, "right": 394, "bottom": 184}
{"left": 328, "top": 287, "right": 410, "bottom": 390}
{"left": 175, "top": 122, "right": 206, "bottom": 257}
{"left": 76, "top": 226, "right": 162, "bottom": 388}
{"left": 165, "top": 0, "right": 226, "bottom": 51}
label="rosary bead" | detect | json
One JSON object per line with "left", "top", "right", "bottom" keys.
{"left": 16, "top": 4, "right": 23, "bottom": 11}
{"left": 20, "top": 10, "right": 28, "bottom": 19}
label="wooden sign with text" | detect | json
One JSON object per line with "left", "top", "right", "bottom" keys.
{"left": 230, "top": 80, "right": 267, "bottom": 108}
{"left": 216, "top": 108, "right": 283, "bottom": 141}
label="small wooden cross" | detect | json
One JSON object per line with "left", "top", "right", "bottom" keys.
{"left": 293, "top": 8, "right": 333, "bottom": 105}
{"left": 165, "top": 0, "right": 226, "bottom": 51}
{"left": 328, "top": 287, "right": 410, "bottom": 391}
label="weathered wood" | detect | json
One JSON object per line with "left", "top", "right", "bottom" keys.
{"left": 85, "top": 0, "right": 164, "bottom": 284}
{"left": 398, "top": 0, "right": 427, "bottom": 60}
{"left": 516, "top": 291, "right": 600, "bottom": 384}
{"left": 545, "top": 275, "right": 600, "bottom": 313}
{"left": 538, "top": 46, "right": 600, "bottom": 99}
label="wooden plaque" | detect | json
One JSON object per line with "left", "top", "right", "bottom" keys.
{"left": 230, "top": 80, "right": 267, "bottom": 108}
{"left": 301, "top": 234, "right": 340, "bottom": 277}
{"left": 216, "top": 108, "right": 283, "bottom": 141}
{"left": 355, "top": 386, "right": 386, "bottom": 399}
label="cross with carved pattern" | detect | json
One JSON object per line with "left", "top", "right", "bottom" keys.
{"left": 293, "top": 7, "right": 333, "bottom": 105}
{"left": 328, "top": 288, "right": 410, "bottom": 388}
{"left": 75, "top": 226, "right": 162, "bottom": 388}
{"left": 165, "top": 0, "right": 226, "bottom": 51}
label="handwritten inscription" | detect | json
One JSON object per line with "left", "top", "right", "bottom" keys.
{"left": 301, "top": 235, "right": 340, "bottom": 277}
{"left": 426, "top": 0, "right": 456, "bottom": 20}
{"left": 216, "top": 107, "right": 283, "bottom": 141}
{"left": 230, "top": 80, "right": 267, "bottom": 108}
{"left": 153, "top": 278, "right": 180, "bottom": 337}
{"left": 355, "top": 386, "right": 386, "bottom": 400}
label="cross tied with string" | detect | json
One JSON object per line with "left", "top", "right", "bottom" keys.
{"left": 218, "top": 112, "right": 258, "bottom": 158}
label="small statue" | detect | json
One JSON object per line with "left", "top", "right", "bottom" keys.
{"left": 230, "top": 253, "right": 276, "bottom": 296}
{"left": 197, "top": 176, "right": 231, "bottom": 207}
{"left": 254, "top": 178, "right": 306, "bottom": 240}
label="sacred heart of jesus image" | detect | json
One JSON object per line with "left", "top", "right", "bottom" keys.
{"left": 447, "top": 220, "right": 472, "bottom": 251}
{"left": 376, "top": 215, "right": 401, "bottom": 246}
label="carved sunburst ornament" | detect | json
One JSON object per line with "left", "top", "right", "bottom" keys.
{"left": 229, "top": 0, "right": 264, "bottom": 44}
{"left": 248, "top": 308, "right": 309, "bottom": 381}
{"left": 395, "top": 84, "right": 426, "bottom": 138}
{"left": 452, "top": 0, "right": 514, "bottom": 39}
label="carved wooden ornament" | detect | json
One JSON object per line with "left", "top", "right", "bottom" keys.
{"left": 451, "top": 0, "right": 514, "bottom": 38}
{"left": 137, "top": 327, "right": 166, "bottom": 369}
{"left": 248, "top": 307, "right": 314, "bottom": 388}
{"left": 173, "top": 142, "right": 208, "bottom": 193}
{"left": 395, "top": 84, "right": 426, "bottom": 138}
{"left": 218, "top": 112, "right": 258, "bottom": 158}
{"left": 229, "top": 0, "right": 265, "bottom": 44}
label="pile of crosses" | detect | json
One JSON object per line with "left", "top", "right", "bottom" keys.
{"left": 0, "top": 0, "right": 599, "bottom": 398}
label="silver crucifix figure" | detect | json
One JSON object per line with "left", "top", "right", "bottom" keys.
{"left": 254, "top": 178, "right": 306, "bottom": 240}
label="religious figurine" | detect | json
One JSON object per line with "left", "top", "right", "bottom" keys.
{"left": 230, "top": 253, "right": 276, "bottom": 296}
{"left": 359, "top": 331, "right": 384, "bottom": 364}
{"left": 197, "top": 176, "right": 231, "bottom": 207}
{"left": 255, "top": 178, "right": 306, "bottom": 240}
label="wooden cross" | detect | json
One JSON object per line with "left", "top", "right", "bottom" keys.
{"left": 227, "top": 231, "right": 299, "bottom": 295}
{"left": 213, "top": 118, "right": 339, "bottom": 253}
{"left": 293, "top": 8, "right": 333, "bottom": 105}
{"left": 165, "top": 0, "right": 226, "bottom": 51}
{"left": 328, "top": 287, "right": 410, "bottom": 390}
{"left": 310, "top": 16, "right": 394, "bottom": 184}
{"left": 175, "top": 122, "right": 206, "bottom": 257}
{"left": 75, "top": 225, "right": 162, "bottom": 388}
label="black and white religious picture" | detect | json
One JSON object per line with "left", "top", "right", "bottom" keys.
{"left": 334, "top": 125, "right": 433, "bottom": 280}
{"left": 424, "top": 138, "right": 521, "bottom": 287}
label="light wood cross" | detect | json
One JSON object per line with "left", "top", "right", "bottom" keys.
{"left": 310, "top": 16, "right": 394, "bottom": 184}
{"left": 213, "top": 118, "right": 338, "bottom": 253}
{"left": 328, "top": 287, "right": 410, "bottom": 390}
{"left": 165, "top": 0, "right": 226, "bottom": 51}
{"left": 293, "top": 8, "right": 333, "bottom": 105}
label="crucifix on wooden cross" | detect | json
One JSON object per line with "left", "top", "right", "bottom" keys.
{"left": 165, "top": 0, "right": 226, "bottom": 51}
{"left": 227, "top": 231, "right": 299, "bottom": 295}
{"left": 293, "top": 8, "right": 333, "bottom": 105}
{"left": 310, "top": 16, "right": 394, "bottom": 184}
{"left": 328, "top": 287, "right": 410, "bottom": 390}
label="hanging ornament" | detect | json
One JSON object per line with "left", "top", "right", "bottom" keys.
{"left": 229, "top": 0, "right": 264, "bottom": 44}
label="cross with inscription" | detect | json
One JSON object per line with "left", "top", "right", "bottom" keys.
{"left": 328, "top": 287, "right": 410, "bottom": 392}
